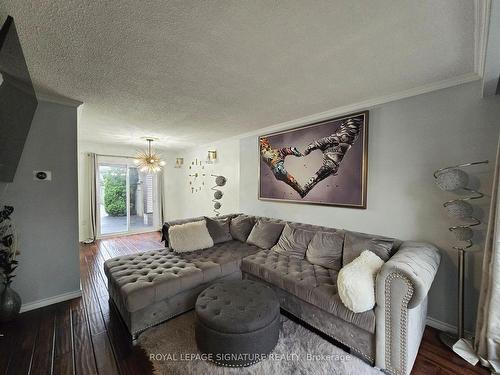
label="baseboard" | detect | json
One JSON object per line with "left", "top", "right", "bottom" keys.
{"left": 20, "top": 289, "right": 82, "bottom": 313}
{"left": 426, "top": 316, "right": 473, "bottom": 337}
{"left": 17, "top": 293, "right": 473, "bottom": 335}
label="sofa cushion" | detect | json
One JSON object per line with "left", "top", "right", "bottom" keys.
{"left": 241, "top": 250, "right": 376, "bottom": 333}
{"left": 343, "top": 231, "right": 395, "bottom": 266}
{"left": 205, "top": 217, "right": 232, "bottom": 244}
{"left": 180, "top": 240, "right": 261, "bottom": 275}
{"left": 305, "top": 230, "right": 344, "bottom": 270}
{"left": 104, "top": 240, "right": 261, "bottom": 312}
{"left": 230, "top": 215, "right": 255, "bottom": 242}
{"left": 246, "top": 220, "right": 285, "bottom": 249}
{"left": 169, "top": 220, "right": 214, "bottom": 253}
{"left": 271, "top": 223, "right": 315, "bottom": 259}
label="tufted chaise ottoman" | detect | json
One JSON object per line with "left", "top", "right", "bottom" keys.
{"left": 195, "top": 279, "right": 281, "bottom": 367}
{"left": 104, "top": 241, "right": 261, "bottom": 338}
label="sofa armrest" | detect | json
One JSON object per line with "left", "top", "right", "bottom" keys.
{"left": 375, "top": 242, "right": 440, "bottom": 375}
{"left": 382, "top": 242, "right": 441, "bottom": 309}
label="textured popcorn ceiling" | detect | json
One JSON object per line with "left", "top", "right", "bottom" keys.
{"left": 0, "top": 1, "right": 475, "bottom": 149}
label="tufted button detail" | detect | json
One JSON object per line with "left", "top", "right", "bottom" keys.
{"left": 106, "top": 239, "right": 275, "bottom": 314}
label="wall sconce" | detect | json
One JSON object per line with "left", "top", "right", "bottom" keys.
{"left": 207, "top": 150, "right": 217, "bottom": 164}
{"left": 174, "top": 158, "right": 184, "bottom": 168}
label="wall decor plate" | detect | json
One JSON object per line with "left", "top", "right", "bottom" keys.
{"left": 259, "top": 111, "right": 368, "bottom": 208}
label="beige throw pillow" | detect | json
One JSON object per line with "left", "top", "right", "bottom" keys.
{"left": 168, "top": 220, "right": 214, "bottom": 253}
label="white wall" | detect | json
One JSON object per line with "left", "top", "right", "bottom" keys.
{"left": 239, "top": 81, "right": 500, "bottom": 331}
{"left": 164, "top": 139, "right": 240, "bottom": 220}
{"left": 1, "top": 100, "right": 80, "bottom": 307}
{"left": 77, "top": 141, "right": 175, "bottom": 241}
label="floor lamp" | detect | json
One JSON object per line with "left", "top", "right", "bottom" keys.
{"left": 433, "top": 160, "right": 488, "bottom": 365}
{"left": 211, "top": 175, "right": 226, "bottom": 217}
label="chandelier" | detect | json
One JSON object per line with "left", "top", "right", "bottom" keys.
{"left": 134, "top": 138, "right": 165, "bottom": 173}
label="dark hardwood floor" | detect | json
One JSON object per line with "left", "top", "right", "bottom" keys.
{"left": 0, "top": 232, "right": 490, "bottom": 375}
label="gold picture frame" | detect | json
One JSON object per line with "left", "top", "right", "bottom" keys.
{"left": 258, "top": 111, "right": 368, "bottom": 208}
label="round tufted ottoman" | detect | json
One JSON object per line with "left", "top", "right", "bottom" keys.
{"left": 195, "top": 279, "right": 280, "bottom": 367}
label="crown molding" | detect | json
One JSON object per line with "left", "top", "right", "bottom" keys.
{"left": 35, "top": 88, "right": 83, "bottom": 108}
{"left": 475, "top": 0, "right": 492, "bottom": 77}
{"left": 226, "top": 72, "right": 480, "bottom": 142}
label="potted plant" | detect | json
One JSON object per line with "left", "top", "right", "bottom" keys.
{"left": 0, "top": 205, "right": 21, "bottom": 321}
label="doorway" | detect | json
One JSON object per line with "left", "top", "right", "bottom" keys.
{"left": 96, "top": 155, "right": 160, "bottom": 237}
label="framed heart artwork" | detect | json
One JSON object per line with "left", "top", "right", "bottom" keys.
{"left": 258, "top": 111, "right": 368, "bottom": 208}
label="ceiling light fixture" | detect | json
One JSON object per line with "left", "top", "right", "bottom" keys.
{"left": 134, "top": 138, "right": 165, "bottom": 173}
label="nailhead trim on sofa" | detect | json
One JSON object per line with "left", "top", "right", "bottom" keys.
{"left": 384, "top": 272, "right": 414, "bottom": 375}
{"left": 131, "top": 308, "right": 192, "bottom": 339}
{"left": 208, "top": 358, "right": 262, "bottom": 367}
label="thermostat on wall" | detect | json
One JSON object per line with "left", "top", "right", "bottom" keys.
{"left": 33, "top": 171, "right": 52, "bottom": 181}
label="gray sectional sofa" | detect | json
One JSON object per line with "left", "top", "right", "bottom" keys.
{"left": 104, "top": 213, "right": 440, "bottom": 375}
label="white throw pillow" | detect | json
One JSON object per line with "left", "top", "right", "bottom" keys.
{"left": 337, "top": 250, "right": 384, "bottom": 313}
{"left": 168, "top": 220, "right": 214, "bottom": 253}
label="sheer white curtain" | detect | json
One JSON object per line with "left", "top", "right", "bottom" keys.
{"left": 475, "top": 136, "right": 500, "bottom": 372}
{"left": 158, "top": 170, "right": 166, "bottom": 224}
{"left": 87, "top": 153, "right": 98, "bottom": 242}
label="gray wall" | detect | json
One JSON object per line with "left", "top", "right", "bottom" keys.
{"left": 240, "top": 81, "right": 500, "bottom": 331}
{"left": 482, "top": 0, "right": 500, "bottom": 96}
{"left": 0, "top": 76, "right": 38, "bottom": 182}
{"left": 1, "top": 100, "right": 80, "bottom": 306}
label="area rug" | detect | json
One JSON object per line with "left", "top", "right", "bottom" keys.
{"left": 138, "top": 311, "right": 381, "bottom": 375}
